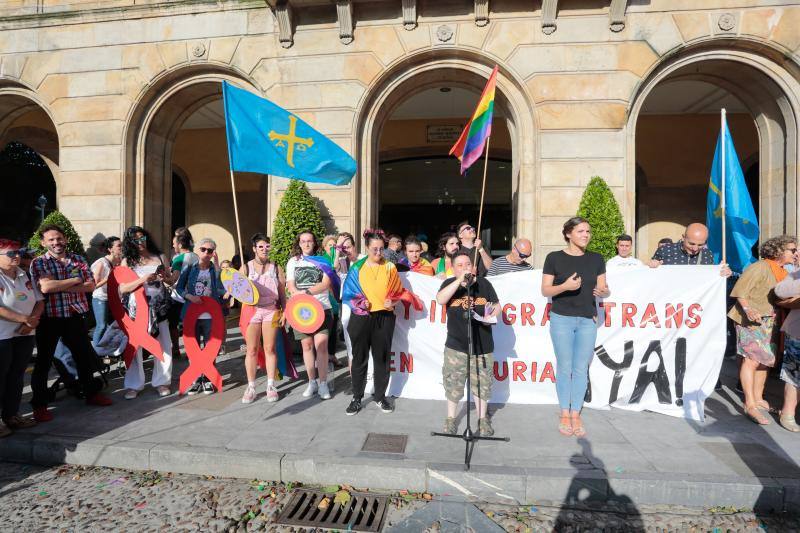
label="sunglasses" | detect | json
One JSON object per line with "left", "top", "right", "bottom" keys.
{"left": 0, "top": 250, "right": 23, "bottom": 258}
{"left": 459, "top": 226, "right": 474, "bottom": 234}
{"left": 199, "top": 247, "right": 215, "bottom": 254}
{"left": 514, "top": 245, "right": 531, "bottom": 259}
{"left": 133, "top": 236, "right": 147, "bottom": 244}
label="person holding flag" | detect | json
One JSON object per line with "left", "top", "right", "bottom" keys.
{"left": 705, "top": 108, "right": 760, "bottom": 274}
{"left": 342, "top": 229, "right": 423, "bottom": 416}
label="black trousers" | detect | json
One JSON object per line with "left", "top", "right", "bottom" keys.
{"left": 0, "top": 336, "right": 35, "bottom": 419}
{"left": 32, "top": 315, "right": 100, "bottom": 407}
{"left": 347, "top": 311, "right": 395, "bottom": 402}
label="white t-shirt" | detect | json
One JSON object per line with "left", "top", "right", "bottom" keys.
{"left": 194, "top": 268, "right": 213, "bottom": 319}
{"left": 286, "top": 256, "right": 331, "bottom": 309}
{"left": 607, "top": 255, "right": 644, "bottom": 268}
{"left": 91, "top": 257, "right": 112, "bottom": 300}
{"left": 0, "top": 267, "right": 44, "bottom": 340}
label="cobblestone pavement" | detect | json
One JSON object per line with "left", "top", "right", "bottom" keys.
{"left": 1, "top": 461, "right": 797, "bottom": 532}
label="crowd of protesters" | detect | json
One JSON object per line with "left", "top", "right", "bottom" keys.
{"left": 1, "top": 215, "right": 800, "bottom": 442}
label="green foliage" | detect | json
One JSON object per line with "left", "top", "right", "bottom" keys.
{"left": 28, "top": 210, "right": 86, "bottom": 257}
{"left": 270, "top": 180, "right": 326, "bottom": 269}
{"left": 576, "top": 176, "right": 625, "bottom": 261}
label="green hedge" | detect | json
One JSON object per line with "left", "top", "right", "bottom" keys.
{"left": 28, "top": 210, "right": 86, "bottom": 257}
{"left": 270, "top": 180, "right": 326, "bottom": 269}
{"left": 576, "top": 176, "right": 625, "bottom": 261}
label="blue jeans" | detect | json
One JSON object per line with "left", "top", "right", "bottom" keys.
{"left": 91, "top": 298, "right": 109, "bottom": 347}
{"left": 548, "top": 312, "right": 598, "bottom": 411}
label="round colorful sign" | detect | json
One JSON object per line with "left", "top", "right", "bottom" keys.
{"left": 285, "top": 294, "right": 324, "bottom": 334}
{"left": 220, "top": 267, "right": 259, "bottom": 306}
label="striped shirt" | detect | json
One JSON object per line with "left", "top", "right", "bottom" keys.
{"left": 30, "top": 252, "right": 91, "bottom": 318}
{"left": 487, "top": 256, "right": 533, "bottom": 276}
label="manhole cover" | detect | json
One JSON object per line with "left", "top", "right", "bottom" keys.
{"left": 361, "top": 432, "right": 408, "bottom": 454}
{"left": 275, "top": 489, "right": 388, "bottom": 532}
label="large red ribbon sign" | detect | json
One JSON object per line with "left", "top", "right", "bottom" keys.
{"left": 180, "top": 296, "right": 225, "bottom": 394}
{"left": 107, "top": 267, "right": 165, "bottom": 368}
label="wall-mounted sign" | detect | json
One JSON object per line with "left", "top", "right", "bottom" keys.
{"left": 427, "top": 125, "right": 463, "bottom": 144}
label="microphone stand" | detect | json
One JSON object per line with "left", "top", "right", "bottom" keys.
{"left": 431, "top": 275, "right": 509, "bottom": 470}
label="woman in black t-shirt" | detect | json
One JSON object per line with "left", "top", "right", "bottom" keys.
{"left": 541, "top": 217, "right": 609, "bottom": 438}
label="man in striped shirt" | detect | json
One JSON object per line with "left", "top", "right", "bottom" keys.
{"left": 487, "top": 238, "right": 534, "bottom": 276}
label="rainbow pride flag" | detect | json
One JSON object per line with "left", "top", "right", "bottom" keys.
{"left": 449, "top": 65, "right": 498, "bottom": 174}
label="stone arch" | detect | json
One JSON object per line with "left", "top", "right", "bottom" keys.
{"left": 123, "top": 63, "right": 261, "bottom": 251}
{"left": 354, "top": 48, "right": 537, "bottom": 252}
{"left": 626, "top": 41, "right": 800, "bottom": 254}
{"left": 0, "top": 81, "right": 60, "bottom": 237}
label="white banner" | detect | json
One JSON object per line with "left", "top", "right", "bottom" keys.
{"left": 345, "top": 266, "right": 726, "bottom": 421}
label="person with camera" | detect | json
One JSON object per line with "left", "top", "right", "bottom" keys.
{"left": 30, "top": 224, "right": 113, "bottom": 422}
{"left": 118, "top": 226, "right": 173, "bottom": 400}
{"left": 436, "top": 252, "right": 501, "bottom": 436}
{"left": 177, "top": 237, "right": 229, "bottom": 396}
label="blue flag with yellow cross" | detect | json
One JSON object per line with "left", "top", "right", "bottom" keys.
{"left": 222, "top": 81, "right": 356, "bottom": 185}
{"left": 705, "top": 118, "right": 759, "bottom": 274}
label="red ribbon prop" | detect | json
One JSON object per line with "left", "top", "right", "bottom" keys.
{"left": 107, "top": 267, "right": 165, "bottom": 368}
{"left": 180, "top": 296, "right": 225, "bottom": 394}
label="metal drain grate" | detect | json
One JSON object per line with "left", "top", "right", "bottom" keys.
{"left": 361, "top": 432, "right": 408, "bottom": 454}
{"left": 275, "top": 489, "right": 388, "bottom": 532}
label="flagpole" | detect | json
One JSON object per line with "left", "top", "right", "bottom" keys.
{"left": 473, "top": 135, "right": 491, "bottom": 268}
{"left": 228, "top": 169, "right": 244, "bottom": 265}
{"left": 721, "top": 108, "right": 727, "bottom": 266}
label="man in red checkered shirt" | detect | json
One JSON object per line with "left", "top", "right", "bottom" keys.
{"left": 29, "top": 224, "right": 112, "bottom": 421}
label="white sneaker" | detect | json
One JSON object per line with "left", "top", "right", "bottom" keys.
{"left": 318, "top": 381, "right": 331, "bottom": 400}
{"left": 302, "top": 379, "right": 318, "bottom": 398}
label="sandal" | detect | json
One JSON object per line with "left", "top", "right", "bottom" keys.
{"left": 757, "top": 400, "right": 779, "bottom": 414}
{"left": 571, "top": 416, "right": 587, "bottom": 438}
{"left": 746, "top": 406, "right": 771, "bottom": 425}
{"left": 558, "top": 416, "right": 572, "bottom": 437}
{"left": 558, "top": 415, "right": 573, "bottom": 436}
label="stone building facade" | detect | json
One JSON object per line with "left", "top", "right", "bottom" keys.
{"left": 0, "top": 0, "right": 798, "bottom": 264}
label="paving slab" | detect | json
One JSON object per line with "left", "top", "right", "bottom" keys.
{"left": 2, "top": 345, "right": 799, "bottom": 512}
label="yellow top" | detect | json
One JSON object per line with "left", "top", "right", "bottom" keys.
{"left": 358, "top": 259, "right": 402, "bottom": 312}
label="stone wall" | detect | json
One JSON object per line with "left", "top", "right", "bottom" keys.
{"left": 0, "top": 0, "right": 798, "bottom": 263}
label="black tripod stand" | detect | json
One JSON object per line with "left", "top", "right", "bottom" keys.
{"left": 431, "top": 275, "right": 509, "bottom": 470}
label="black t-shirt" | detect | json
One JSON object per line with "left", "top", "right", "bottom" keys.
{"left": 440, "top": 277, "right": 499, "bottom": 355}
{"left": 458, "top": 245, "right": 488, "bottom": 277}
{"left": 542, "top": 250, "right": 606, "bottom": 318}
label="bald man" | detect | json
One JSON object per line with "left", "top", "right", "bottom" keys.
{"left": 649, "top": 223, "right": 732, "bottom": 276}
{"left": 487, "top": 238, "right": 534, "bottom": 276}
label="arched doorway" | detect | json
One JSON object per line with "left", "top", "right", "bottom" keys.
{"left": 629, "top": 46, "right": 800, "bottom": 259}
{"left": 377, "top": 87, "right": 513, "bottom": 251}
{"left": 124, "top": 67, "right": 267, "bottom": 261}
{"left": 356, "top": 52, "right": 537, "bottom": 259}
{"left": 0, "top": 88, "right": 59, "bottom": 240}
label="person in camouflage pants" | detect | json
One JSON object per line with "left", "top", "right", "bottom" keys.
{"left": 436, "top": 252, "right": 500, "bottom": 436}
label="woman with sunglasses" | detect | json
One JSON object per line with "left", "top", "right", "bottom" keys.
{"left": 118, "top": 226, "right": 173, "bottom": 399}
{"left": 487, "top": 238, "right": 534, "bottom": 276}
{"left": 176, "top": 238, "right": 228, "bottom": 395}
{"left": 240, "top": 233, "right": 285, "bottom": 403}
{"left": 729, "top": 235, "right": 798, "bottom": 426}
{"left": 0, "top": 239, "right": 44, "bottom": 437}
